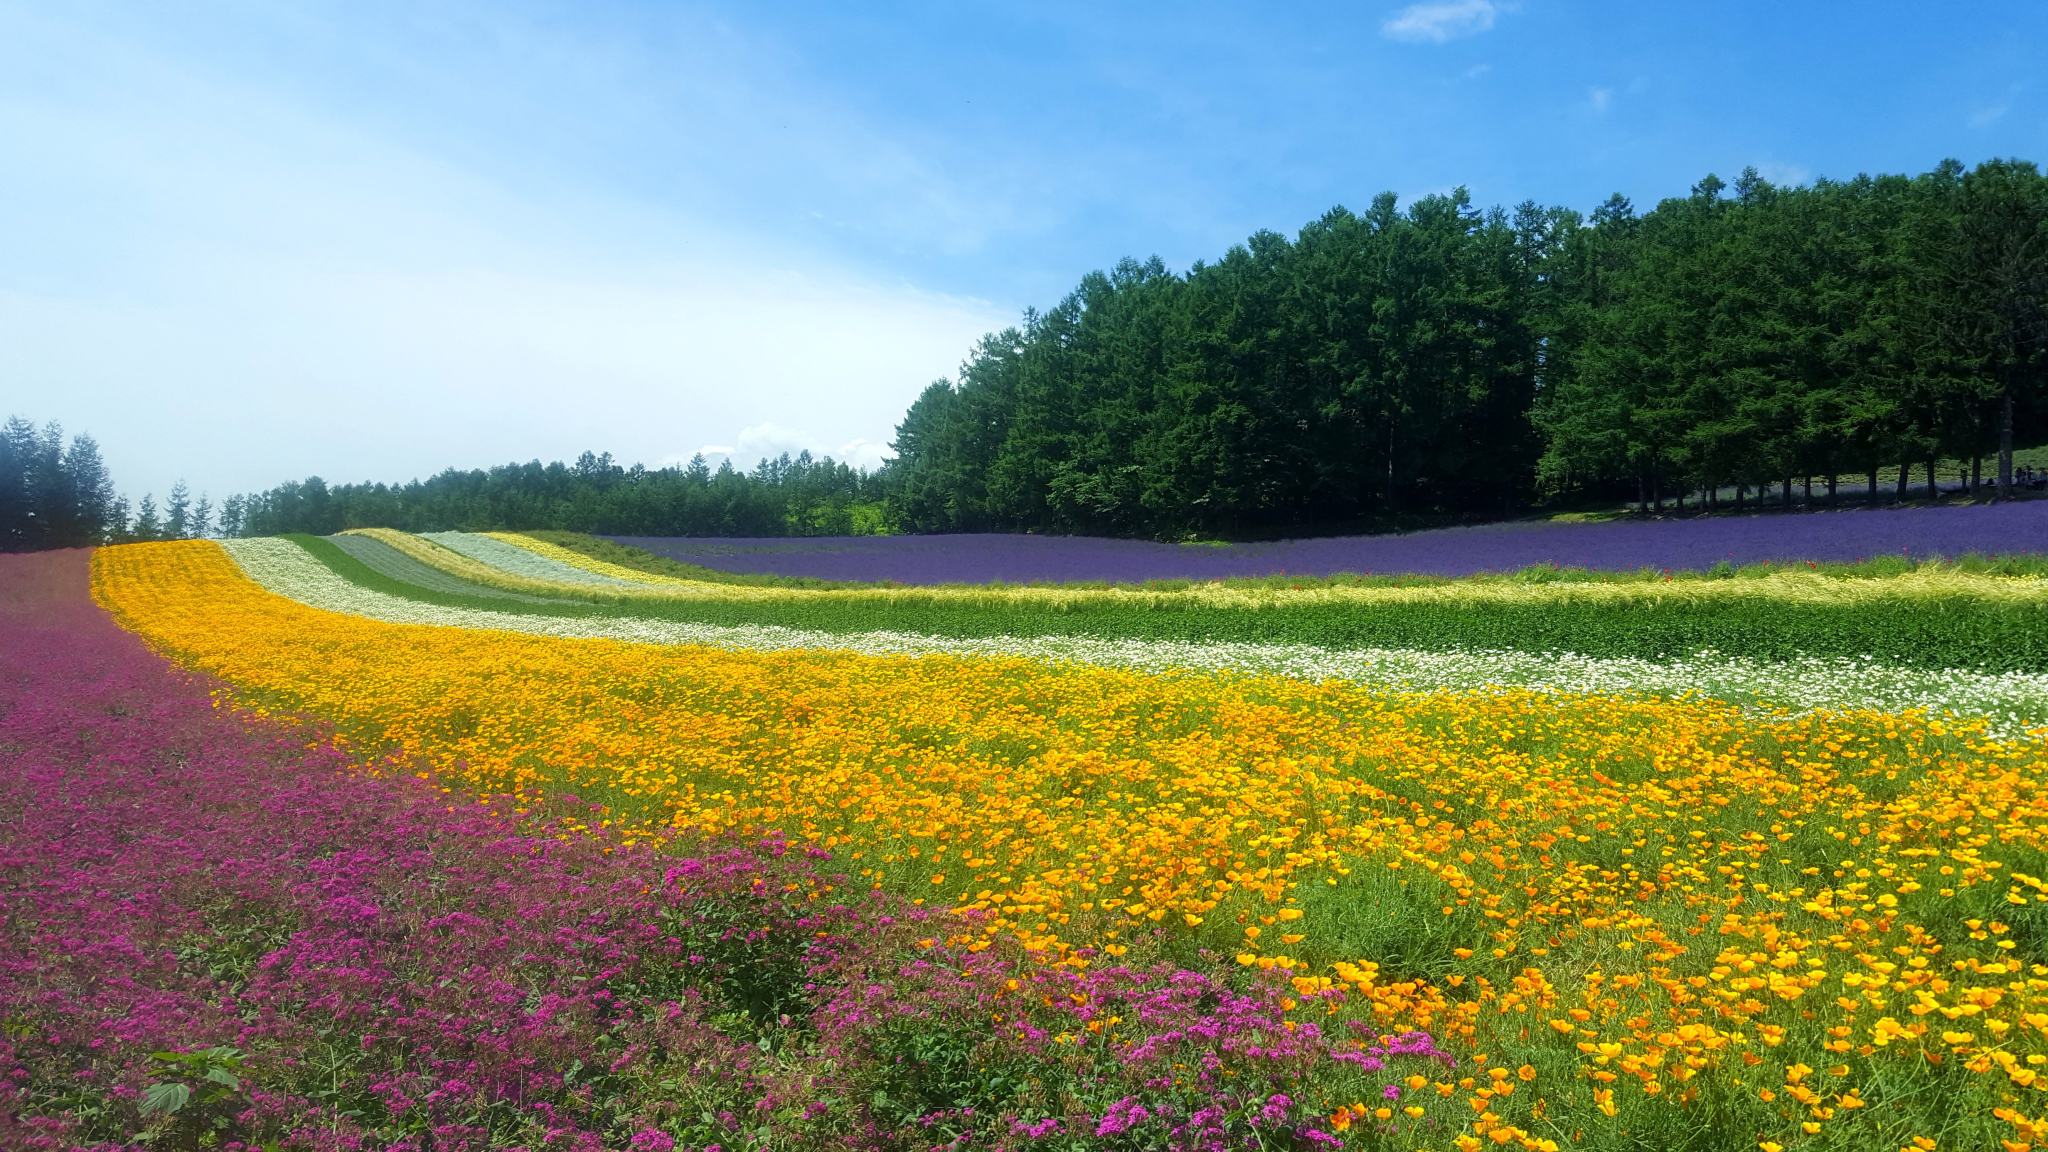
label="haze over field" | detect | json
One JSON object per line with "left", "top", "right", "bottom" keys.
{"left": 5, "top": 1, "right": 2047, "bottom": 504}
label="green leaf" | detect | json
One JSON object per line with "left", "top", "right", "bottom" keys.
{"left": 141, "top": 1081, "right": 191, "bottom": 1115}
{"left": 204, "top": 1067, "right": 242, "bottom": 1090}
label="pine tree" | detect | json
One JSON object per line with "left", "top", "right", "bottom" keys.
{"left": 61, "top": 433, "right": 118, "bottom": 544}
{"left": 133, "top": 495, "right": 160, "bottom": 542}
{"left": 166, "top": 481, "right": 191, "bottom": 540}
{"left": 218, "top": 494, "right": 246, "bottom": 539}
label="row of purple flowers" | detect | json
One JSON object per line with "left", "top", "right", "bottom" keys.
{"left": 613, "top": 501, "right": 2048, "bottom": 585}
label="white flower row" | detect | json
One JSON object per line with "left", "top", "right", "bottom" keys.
{"left": 421, "top": 531, "right": 640, "bottom": 587}
{"left": 222, "top": 537, "right": 2048, "bottom": 737}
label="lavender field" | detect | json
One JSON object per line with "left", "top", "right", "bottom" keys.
{"left": 613, "top": 500, "right": 2048, "bottom": 585}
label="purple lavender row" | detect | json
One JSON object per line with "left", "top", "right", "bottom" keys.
{"left": 611, "top": 501, "right": 2048, "bottom": 586}
{"left": 0, "top": 551, "right": 1445, "bottom": 1151}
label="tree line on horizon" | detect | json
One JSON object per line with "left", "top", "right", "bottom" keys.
{"left": 2, "top": 417, "right": 247, "bottom": 551}
{"left": 233, "top": 450, "right": 890, "bottom": 539}
{"left": 890, "top": 158, "right": 2048, "bottom": 535}
{"left": 0, "top": 417, "right": 889, "bottom": 547}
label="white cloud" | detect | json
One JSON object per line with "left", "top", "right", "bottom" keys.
{"left": 835, "top": 438, "right": 895, "bottom": 470}
{"left": 0, "top": 7, "right": 1008, "bottom": 501}
{"left": 1382, "top": 0, "right": 1499, "bottom": 43}
{"left": 1589, "top": 87, "right": 1613, "bottom": 113}
{"left": 735, "top": 423, "right": 826, "bottom": 464}
{"left": 684, "top": 425, "right": 896, "bottom": 473}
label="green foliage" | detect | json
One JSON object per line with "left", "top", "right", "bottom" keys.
{"left": 135, "top": 1046, "right": 251, "bottom": 1146}
{"left": 1532, "top": 162, "right": 2048, "bottom": 507}
{"left": 892, "top": 160, "right": 2048, "bottom": 535}
{"left": 571, "top": 531, "right": 2048, "bottom": 589}
{"left": 239, "top": 450, "right": 895, "bottom": 539}
{"left": 0, "top": 415, "right": 122, "bottom": 550}
{"left": 892, "top": 196, "right": 1545, "bottom": 537}
{"left": 659, "top": 895, "right": 829, "bottom": 1032}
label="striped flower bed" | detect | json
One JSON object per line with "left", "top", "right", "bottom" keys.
{"left": 224, "top": 537, "right": 2048, "bottom": 732}
{"left": 66, "top": 533, "right": 2048, "bottom": 1151}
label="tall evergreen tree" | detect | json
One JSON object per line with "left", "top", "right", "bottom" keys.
{"left": 0, "top": 417, "right": 124, "bottom": 550}
{"left": 132, "top": 495, "right": 160, "bottom": 542}
{"left": 1935, "top": 160, "right": 2048, "bottom": 497}
{"left": 166, "top": 480, "right": 192, "bottom": 540}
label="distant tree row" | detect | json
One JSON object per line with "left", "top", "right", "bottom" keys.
{"left": 1, "top": 417, "right": 240, "bottom": 550}
{"left": 1, "top": 418, "right": 120, "bottom": 551}
{"left": 3, "top": 415, "right": 887, "bottom": 546}
{"left": 889, "top": 159, "right": 2048, "bottom": 536}
{"left": 235, "top": 450, "right": 890, "bottom": 537}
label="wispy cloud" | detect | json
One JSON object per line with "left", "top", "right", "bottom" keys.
{"left": 1970, "top": 83, "right": 2024, "bottom": 128}
{"left": 1382, "top": 0, "right": 1500, "bottom": 44}
{"left": 1755, "top": 160, "right": 1812, "bottom": 187}
{"left": 1589, "top": 87, "right": 1613, "bottom": 113}
{"left": 0, "top": 5, "right": 1003, "bottom": 499}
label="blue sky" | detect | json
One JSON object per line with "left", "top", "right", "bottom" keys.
{"left": 4, "top": 0, "right": 2045, "bottom": 504}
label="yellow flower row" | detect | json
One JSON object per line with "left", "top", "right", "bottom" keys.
{"left": 94, "top": 540, "right": 2048, "bottom": 1148}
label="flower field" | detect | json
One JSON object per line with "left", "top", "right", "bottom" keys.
{"left": 8, "top": 549, "right": 1384, "bottom": 1151}
{"left": 16, "top": 526, "right": 2048, "bottom": 1150}
{"left": 272, "top": 528, "right": 2048, "bottom": 676}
